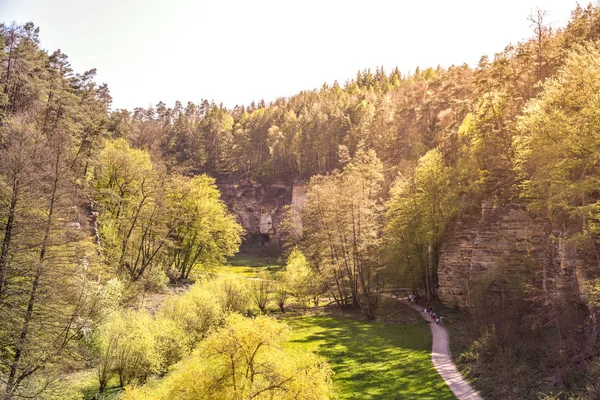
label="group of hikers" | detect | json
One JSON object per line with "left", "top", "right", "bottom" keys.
{"left": 407, "top": 294, "right": 445, "bottom": 325}
{"left": 423, "top": 307, "right": 444, "bottom": 325}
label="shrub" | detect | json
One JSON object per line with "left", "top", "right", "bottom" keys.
{"left": 122, "top": 314, "right": 333, "bottom": 400}
{"left": 283, "top": 248, "right": 325, "bottom": 306}
{"left": 208, "top": 276, "right": 251, "bottom": 314}
{"left": 150, "top": 316, "right": 188, "bottom": 374}
{"left": 92, "top": 311, "right": 161, "bottom": 390}
{"left": 250, "top": 271, "right": 272, "bottom": 313}
{"left": 140, "top": 266, "right": 170, "bottom": 292}
{"left": 159, "top": 283, "right": 223, "bottom": 348}
{"left": 274, "top": 277, "right": 289, "bottom": 312}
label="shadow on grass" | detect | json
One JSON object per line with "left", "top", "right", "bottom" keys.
{"left": 228, "top": 265, "right": 284, "bottom": 274}
{"left": 80, "top": 378, "right": 123, "bottom": 400}
{"left": 227, "top": 254, "right": 282, "bottom": 267}
{"left": 287, "top": 315, "right": 456, "bottom": 400}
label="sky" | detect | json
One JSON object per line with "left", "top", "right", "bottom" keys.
{"left": 0, "top": 0, "right": 584, "bottom": 111}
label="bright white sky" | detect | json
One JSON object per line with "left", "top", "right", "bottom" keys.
{"left": 0, "top": 0, "right": 583, "bottom": 110}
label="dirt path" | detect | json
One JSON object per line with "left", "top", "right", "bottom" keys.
{"left": 399, "top": 298, "right": 483, "bottom": 400}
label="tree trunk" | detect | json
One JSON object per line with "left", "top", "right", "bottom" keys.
{"left": 6, "top": 151, "right": 60, "bottom": 397}
{"left": 0, "top": 177, "right": 18, "bottom": 296}
{"left": 425, "top": 243, "right": 432, "bottom": 303}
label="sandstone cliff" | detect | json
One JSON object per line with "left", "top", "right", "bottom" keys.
{"left": 217, "top": 181, "right": 306, "bottom": 251}
{"left": 437, "top": 202, "right": 595, "bottom": 309}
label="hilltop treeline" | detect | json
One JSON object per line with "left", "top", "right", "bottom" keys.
{"left": 109, "top": 5, "right": 595, "bottom": 190}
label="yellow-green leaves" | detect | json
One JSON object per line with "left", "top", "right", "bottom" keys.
{"left": 93, "top": 140, "right": 242, "bottom": 283}
{"left": 93, "top": 311, "right": 163, "bottom": 388}
{"left": 301, "top": 148, "right": 383, "bottom": 319}
{"left": 166, "top": 175, "right": 243, "bottom": 280}
{"left": 122, "top": 314, "right": 333, "bottom": 400}
{"left": 158, "top": 284, "right": 223, "bottom": 348}
{"left": 515, "top": 43, "right": 600, "bottom": 231}
{"left": 385, "top": 149, "right": 458, "bottom": 295}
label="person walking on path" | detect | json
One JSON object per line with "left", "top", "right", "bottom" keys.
{"left": 396, "top": 296, "right": 483, "bottom": 400}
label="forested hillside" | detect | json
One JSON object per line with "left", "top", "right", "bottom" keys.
{"left": 3, "top": 3, "right": 600, "bottom": 399}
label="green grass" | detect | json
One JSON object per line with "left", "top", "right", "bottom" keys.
{"left": 216, "top": 254, "right": 284, "bottom": 278}
{"left": 227, "top": 254, "right": 282, "bottom": 267}
{"left": 62, "top": 369, "right": 123, "bottom": 400}
{"left": 286, "top": 315, "right": 456, "bottom": 400}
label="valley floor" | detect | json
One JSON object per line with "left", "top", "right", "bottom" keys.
{"left": 286, "top": 314, "right": 456, "bottom": 399}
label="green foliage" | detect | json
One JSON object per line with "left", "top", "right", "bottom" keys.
{"left": 91, "top": 276, "right": 254, "bottom": 394}
{"left": 94, "top": 139, "right": 165, "bottom": 280}
{"left": 274, "top": 276, "right": 289, "bottom": 312}
{"left": 96, "top": 278, "right": 126, "bottom": 315}
{"left": 6, "top": 5, "right": 600, "bottom": 397}
{"left": 516, "top": 43, "right": 600, "bottom": 246}
{"left": 250, "top": 271, "right": 272, "bottom": 313}
{"left": 158, "top": 282, "right": 224, "bottom": 347}
{"left": 93, "top": 297, "right": 202, "bottom": 390}
{"left": 165, "top": 174, "right": 243, "bottom": 280}
{"left": 208, "top": 276, "right": 251, "bottom": 314}
{"left": 585, "top": 278, "right": 600, "bottom": 309}
{"left": 283, "top": 248, "right": 311, "bottom": 302}
{"left": 301, "top": 149, "right": 384, "bottom": 319}
{"left": 0, "top": 116, "right": 108, "bottom": 396}
{"left": 149, "top": 316, "right": 189, "bottom": 374}
{"left": 107, "top": 62, "right": 475, "bottom": 184}
{"left": 92, "top": 311, "right": 162, "bottom": 388}
{"left": 123, "top": 314, "right": 333, "bottom": 400}
{"left": 283, "top": 248, "right": 324, "bottom": 306}
{"left": 385, "top": 149, "right": 458, "bottom": 297}
{"left": 93, "top": 140, "right": 242, "bottom": 283}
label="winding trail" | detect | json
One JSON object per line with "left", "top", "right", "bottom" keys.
{"left": 398, "top": 297, "right": 483, "bottom": 400}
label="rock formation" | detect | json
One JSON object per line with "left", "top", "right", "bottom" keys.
{"left": 437, "top": 202, "right": 595, "bottom": 309}
{"left": 217, "top": 181, "right": 307, "bottom": 251}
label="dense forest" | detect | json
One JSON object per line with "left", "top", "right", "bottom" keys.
{"left": 3, "top": 3, "right": 600, "bottom": 399}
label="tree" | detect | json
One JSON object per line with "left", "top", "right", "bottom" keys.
{"left": 158, "top": 281, "right": 223, "bottom": 348}
{"left": 165, "top": 175, "right": 242, "bottom": 280}
{"left": 0, "top": 22, "right": 46, "bottom": 118}
{"left": 515, "top": 43, "right": 600, "bottom": 263}
{"left": 0, "top": 116, "right": 105, "bottom": 398}
{"left": 94, "top": 138, "right": 163, "bottom": 280}
{"left": 274, "top": 276, "right": 289, "bottom": 312}
{"left": 92, "top": 311, "right": 161, "bottom": 389}
{"left": 251, "top": 271, "right": 272, "bottom": 313}
{"left": 301, "top": 148, "right": 383, "bottom": 319}
{"left": 122, "top": 314, "right": 333, "bottom": 400}
{"left": 283, "top": 248, "right": 323, "bottom": 306}
{"left": 385, "top": 149, "right": 458, "bottom": 301}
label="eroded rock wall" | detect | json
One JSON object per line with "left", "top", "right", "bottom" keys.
{"left": 437, "top": 202, "right": 591, "bottom": 308}
{"left": 217, "top": 181, "right": 307, "bottom": 249}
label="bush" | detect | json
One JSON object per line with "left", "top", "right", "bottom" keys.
{"left": 91, "top": 276, "right": 256, "bottom": 395}
{"left": 93, "top": 311, "right": 161, "bottom": 390}
{"left": 159, "top": 283, "right": 224, "bottom": 348}
{"left": 283, "top": 248, "right": 325, "bottom": 306}
{"left": 250, "top": 271, "right": 272, "bottom": 313}
{"left": 140, "top": 267, "right": 170, "bottom": 292}
{"left": 208, "top": 276, "right": 251, "bottom": 314}
{"left": 150, "top": 316, "right": 188, "bottom": 374}
{"left": 274, "top": 277, "right": 289, "bottom": 312}
{"left": 122, "top": 314, "right": 333, "bottom": 400}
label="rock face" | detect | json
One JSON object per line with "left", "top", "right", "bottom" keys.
{"left": 290, "top": 183, "right": 307, "bottom": 235}
{"left": 437, "top": 202, "right": 592, "bottom": 309}
{"left": 217, "top": 181, "right": 307, "bottom": 250}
